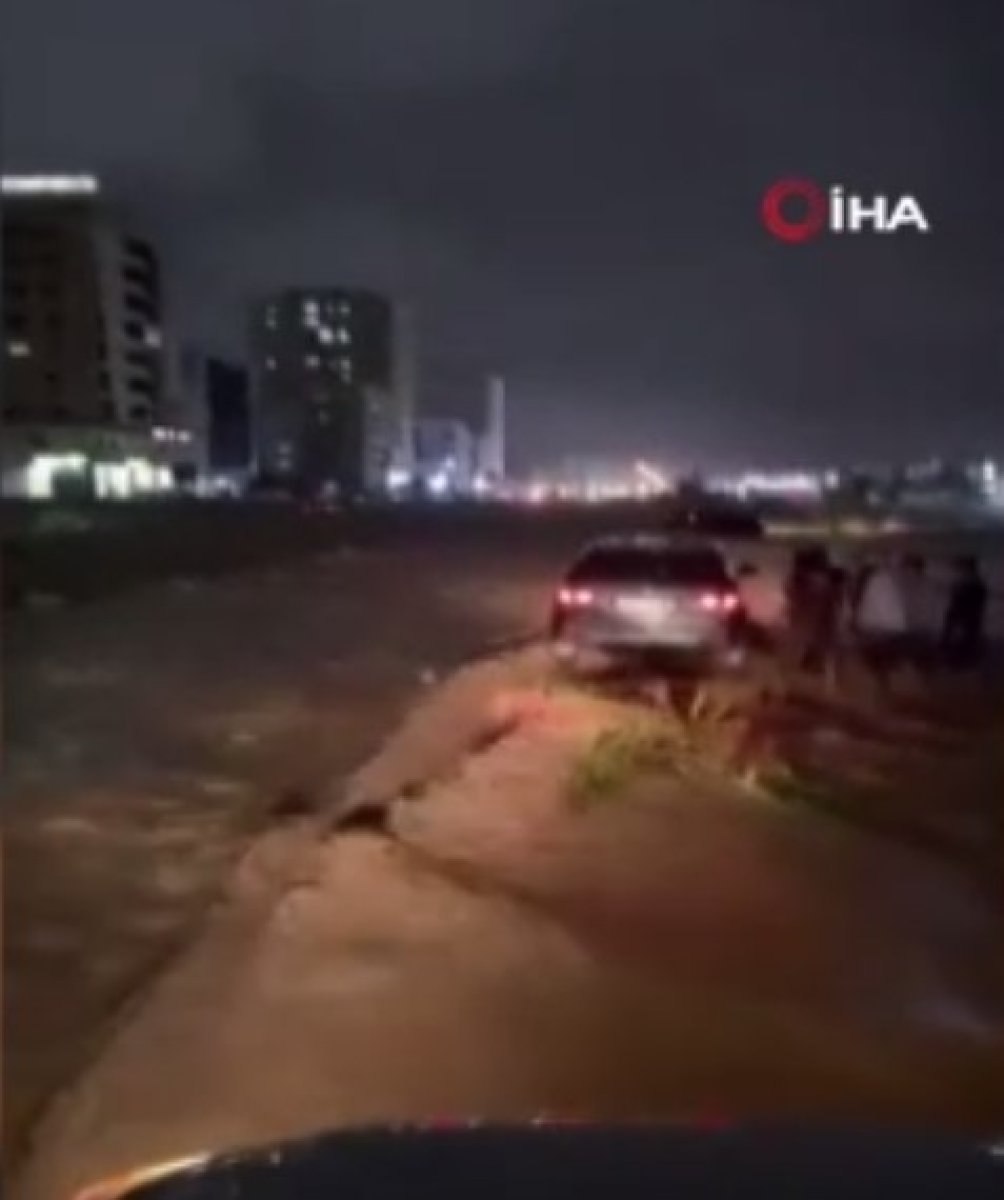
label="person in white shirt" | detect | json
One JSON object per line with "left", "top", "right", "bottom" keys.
{"left": 898, "top": 554, "right": 940, "bottom": 668}
{"left": 855, "top": 559, "right": 908, "bottom": 681}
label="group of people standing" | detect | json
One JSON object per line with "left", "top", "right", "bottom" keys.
{"left": 784, "top": 545, "right": 990, "bottom": 679}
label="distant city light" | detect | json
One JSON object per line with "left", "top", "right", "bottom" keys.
{"left": 385, "top": 466, "right": 411, "bottom": 491}
{"left": 125, "top": 458, "right": 158, "bottom": 491}
{"left": 633, "top": 460, "right": 669, "bottom": 493}
{"left": 714, "top": 470, "right": 823, "bottom": 499}
{"left": 2, "top": 174, "right": 99, "bottom": 196}
{"left": 152, "top": 426, "right": 192, "bottom": 445}
{"left": 25, "top": 452, "right": 89, "bottom": 499}
{"left": 94, "top": 463, "right": 131, "bottom": 500}
{"left": 428, "top": 470, "right": 450, "bottom": 496}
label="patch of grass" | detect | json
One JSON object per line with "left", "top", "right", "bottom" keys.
{"left": 766, "top": 768, "right": 852, "bottom": 814}
{"left": 567, "top": 721, "right": 677, "bottom": 810}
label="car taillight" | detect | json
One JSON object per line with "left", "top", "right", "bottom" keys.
{"left": 698, "top": 590, "right": 738, "bottom": 613}
{"left": 557, "top": 586, "right": 594, "bottom": 608}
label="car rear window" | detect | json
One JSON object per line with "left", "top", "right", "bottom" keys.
{"left": 568, "top": 547, "right": 730, "bottom": 585}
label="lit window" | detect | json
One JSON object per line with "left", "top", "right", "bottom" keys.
{"left": 145, "top": 327, "right": 162, "bottom": 349}
{"left": 302, "top": 299, "right": 320, "bottom": 328}
{"left": 336, "top": 326, "right": 351, "bottom": 345}
{"left": 7, "top": 340, "right": 31, "bottom": 358}
{"left": 265, "top": 356, "right": 277, "bottom": 371}
{"left": 338, "top": 300, "right": 351, "bottom": 315}
{"left": 305, "top": 355, "right": 320, "bottom": 370}
{"left": 317, "top": 326, "right": 334, "bottom": 345}
{"left": 265, "top": 306, "right": 278, "bottom": 330}
{"left": 1, "top": 174, "right": 99, "bottom": 196}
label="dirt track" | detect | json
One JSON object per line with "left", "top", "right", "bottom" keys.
{"left": 14, "top": 650, "right": 1004, "bottom": 1199}
{"left": 4, "top": 542, "right": 554, "bottom": 1161}
{"left": 7, "top": 521, "right": 1004, "bottom": 1194}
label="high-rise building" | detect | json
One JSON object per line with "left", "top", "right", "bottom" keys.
{"left": 391, "top": 302, "right": 418, "bottom": 481}
{"left": 479, "top": 373, "right": 506, "bottom": 483}
{"left": 206, "top": 358, "right": 251, "bottom": 476}
{"left": 177, "top": 346, "right": 252, "bottom": 481}
{"left": 250, "top": 287, "right": 407, "bottom": 496}
{"left": 1, "top": 173, "right": 192, "bottom": 498}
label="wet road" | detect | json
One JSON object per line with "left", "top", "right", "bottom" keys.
{"left": 14, "top": 669, "right": 1004, "bottom": 1200}
{"left": 6, "top": 517, "right": 1004, "bottom": 1194}
{"left": 4, "top": 540, "right": 557, "bottom": 1157}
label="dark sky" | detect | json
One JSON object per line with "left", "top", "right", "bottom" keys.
{"left": 5, "top": 0, "right": 1003, "bottom": 469}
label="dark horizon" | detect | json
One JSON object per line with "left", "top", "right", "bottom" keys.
{"left": 5, "top": 0, "right": 1003, "bottom": 471}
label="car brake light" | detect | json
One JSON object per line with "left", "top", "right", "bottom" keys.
{"left": 557, "top": 586, "right": 594, "bottom": 607}
{"left": 698, "top": 590, "right": 738, "bottom": 613}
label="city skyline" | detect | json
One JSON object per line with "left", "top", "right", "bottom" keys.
{"left": 4, "top": 1, "right": 1003, "bottom": 470}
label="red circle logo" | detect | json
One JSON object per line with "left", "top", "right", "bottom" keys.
{"left": 760, "top": 178, "right": 826, "bottom": 242}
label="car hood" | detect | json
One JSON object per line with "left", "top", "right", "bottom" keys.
{"left": 76, "top": 1122, "right": 1003, "bottom": 1199}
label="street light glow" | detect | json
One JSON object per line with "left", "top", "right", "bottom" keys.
{"left": 1, "top": 173, "right": 100, "bottom": 196}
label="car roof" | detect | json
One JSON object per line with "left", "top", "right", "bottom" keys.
{"left": 566, "top": 537, "right": 733, "bottom": 584}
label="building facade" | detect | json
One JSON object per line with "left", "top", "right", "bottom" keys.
{"left": 206, "top": 358, "right": 251, "bottom": 475}
{"left": 1, "top": 174, "right": 192, "bottom": 498}
{"left": 413, "top": 416, "right": 478, "bottom": 496}
{"left": 478, "top": 373, "right": 506, "bottom": 485}
{"left": 250, "top": 287, "right": 408, "bottom": 496}
{"left": 177, "top": 346, "right": 251, "bottom": 486}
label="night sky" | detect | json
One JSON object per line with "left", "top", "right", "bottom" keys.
{"left": 5, "top": 0, "right": 1003, "bottom": 469}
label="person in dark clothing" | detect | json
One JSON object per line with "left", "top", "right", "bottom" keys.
{"left": 786, "top": 546, "right": 826, "bottom": 619}
{"left": 899, "top": 554, "right": 938, "bottom": 671}
{"left": 941, "top": 555, "right": 989, "bottom": 667}
{"left": 785, "top": 546, "right": 840, "bottom": 673}
{"left": 810, "top": 563, "right": 848, "bottom": 679}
